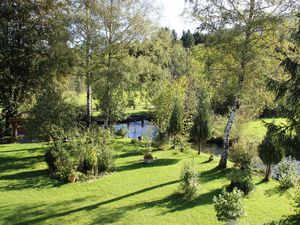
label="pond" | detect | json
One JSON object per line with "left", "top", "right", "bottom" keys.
{"left": 114, "top": 120, "right": 159, "bottom": 140}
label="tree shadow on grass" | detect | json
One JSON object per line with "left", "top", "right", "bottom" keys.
{"left": 118, "top": 150, "right": 142, "bottom": 158}
{"left": 264, "top": 185, "right": 288, "bottom": 197}
{"left": 0, "top": 155, "right": 44, "bottom": 173}
{"left": 0, "top": 147, "right": 45, "bottom": 154}
{"left": 117, "top": 158, "right": 179, "bottom": 171}
{"left": 0, "top": 169, "right": 62, "bottom": 191}
{"left": 90, "top": 188, "right": 223, "bottom": 224}
{"left": 1, "top": 197, "right": 95, "bottom": 225}
{"left": 133, "top": 187, "right": 223, "bottom": 213}
{"left": 264, "top": 214, "right": 300, "bottom": 225}
{"left": 4, "top": 180, "right": 180, "bottom": 224}
{"left": 199, "top": 166, "right": 232, "bottom": 182}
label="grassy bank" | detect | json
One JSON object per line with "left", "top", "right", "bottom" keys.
{"left": 0, "top": 138, "right": 298, "bottom": 225}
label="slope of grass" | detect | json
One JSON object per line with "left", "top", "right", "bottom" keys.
{"left": 0, "top": 138, "right": 298, "bottom": 225}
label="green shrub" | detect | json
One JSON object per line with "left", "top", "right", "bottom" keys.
{"left": 115, "top": 126, "right": 128, "bottom": 138}
{"left": 44, "top": 127, "right": 114, "bottom": 181}
{"left": 229, "top": 140, "right": 257, "bottom": 169}
{"left": 213, "top": 188, "right": 245, "bottom": 222}
{"left": 276, "top": 157, "right": 299, "bottom": 188}
{"left": 131, "top": 138, "right": 137, "bottom": 144}
{"left": 179, "top": 161, "right": 199, "bottom": 200}
{"left": 227, "top": 168, "right": 254, "bottom": 195}
{"left": 45, "top": 141, "right": 79, "bottom": 181}
{"left": 98, "top": 145, "right": 115, "bottom": 172}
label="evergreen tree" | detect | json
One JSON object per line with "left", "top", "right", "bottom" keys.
{"left": 258, "top": 124, "right": 285, "bottom": 181}
{"left": 191, "top": 88, "right": 211, "bottom": 155}
{"left": 268, "top": 15, "right": 300, "bottom": 156}
{"left": 168, "top": 100, "right": 183, "bottom": 149}
{"left": 171, "top": 29, "right": 178, "bottom": 43}
{"left": 181, "top": 30, "right": 195, "bottom": 48}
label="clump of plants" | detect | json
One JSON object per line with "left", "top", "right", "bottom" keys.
{"left": 213, "top": 188, "right": 245, "bottom": 224}
{"left": 45, "top": 127, "right": 114, "bottom": 183}
{"left": 227, "top": 168, "right": 254, "bottom": 195}
{"left": 229, "top": 140, "right": 257, "bottom": 169}
{"left": 228, "top": 140, "right": 255, "bottom": 195}
{"left": 179, "top": 161, "right": 199, "bottom": 200}
{"left": 276, "top": 156, "right": 299, "bottom": 188}
{"left": 143, "top": 137, "right": 154, "bottom": 164}
{"left": 115, "top": 126, "right": 127, "bottom": 138}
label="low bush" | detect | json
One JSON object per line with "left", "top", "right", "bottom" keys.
{"left": 213, "top": 188, "right": 245, "bottom": 223}
{"left": 227, "top": 168, "right": 254, "bottom": 195}
{"left": 229, "top": 140, "right": 257, "bottom": 169}
{"left": 45, "top": 127, "right": 114, "bottom": 182}
{"left": 115, "top": 126, "right": 128, "bottom": 138}
{"left": 45, "top": 141, "right": 79, "bottom": 181}
{"left": 276, "top": 156, "right": 299, "bottom": 188}
{"left": 179, "top": 161, "right": 199, "bottom": 200}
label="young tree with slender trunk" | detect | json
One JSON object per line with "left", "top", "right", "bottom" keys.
{"left": 191, "top": 88, "right": 211, "bottom": 155}
{"left": 168, "top": 100, "right": 183, "bottom": 149}
{"left": 258, "top": 124, "right": 285, "bottom": 181}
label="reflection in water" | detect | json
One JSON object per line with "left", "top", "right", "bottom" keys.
{"left": 114, "top": 120, "right": 158, "bottom": 140}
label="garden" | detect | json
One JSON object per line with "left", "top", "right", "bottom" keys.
{"left": 1, "top": 0, "right": 300, "bottom": 224}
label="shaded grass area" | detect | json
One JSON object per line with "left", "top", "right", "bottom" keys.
{"left": 0, "top": 138, "right": 298, "bottom": 225}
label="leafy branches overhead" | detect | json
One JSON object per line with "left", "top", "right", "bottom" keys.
{"left": 0, "top": 0, "right": 73, "bottom": 125}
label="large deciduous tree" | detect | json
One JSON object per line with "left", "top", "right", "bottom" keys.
{"left": 0, "top": 0, "right": 72, "bottom": 131}
{"left": 187, "top": 0, "right": 299, "bottom": 168}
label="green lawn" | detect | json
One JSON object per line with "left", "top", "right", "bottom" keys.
{"left": 241, "top": 118, "right": 287, "bottom": 142}
{"left": 0, "top": 138, "right": 298, "bottom": 225}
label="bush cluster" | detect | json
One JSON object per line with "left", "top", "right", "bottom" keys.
{"left": 115, "top": 126, "right": 128, "bottom": 138}
{"left": 229, "top": 140, "right": 257, "bottom": 169}
{"left": 227, "top": 168, "right": 254, "bottom": 195}
{"left": 45, "top": 127, "right": 114, "bottom": 182}
{"left": 276, "top": 156, "right": 299, "bottom": 188}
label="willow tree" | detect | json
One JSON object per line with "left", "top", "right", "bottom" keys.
{"left": 187, "top": 0, "right": 299, "bottom": 168}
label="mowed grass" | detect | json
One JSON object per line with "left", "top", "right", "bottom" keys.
{"left": 0, "top": 138, "right": 299, "bottom": 225}
{"left": 241, "top": 118, "right": 287, "bottom": 142}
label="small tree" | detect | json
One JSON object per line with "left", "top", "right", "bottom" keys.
{"left": 258, "top": 125, "right": 285, "bottom": 181}
{"left": 179, "top": 161, "right": 199, "bottom": 200}
{"left": 191, "top": 89, "right": 211, "bottom": 155}
{"left": 168, "top": 100, "right": 182, "bottom": 149}
{"left": 213, "top": 188, "right": 245, "bottom": 224}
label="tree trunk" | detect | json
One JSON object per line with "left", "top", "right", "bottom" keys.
{"left": 173, "top": 136, "right": 176, "bottom": 150}
{"left": 4, "top": 113, "right": 10, "bottom": 135}
{"left": 198, "top": 142, "right": 201, "bottom": 155}
{"left": 218, "top": 99, "right": 240, "bottom": 168}
{"left": 264, "top": 164, "right": 271, "bottom": 181}
{"left": 86, "top": 74, "right": 92, "bottom": 127}
{"left": 85, "top": 0, "right": 92, "bottom": 128}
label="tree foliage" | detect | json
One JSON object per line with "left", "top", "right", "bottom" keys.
{"left": 258, "top": 124, "right": 285, "bottom": 181}
{"left": 0, "top": 0, "right": 73, "bottom": 128}
{"left": 191, "top": 88, "right": 211, "bottom": 154}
